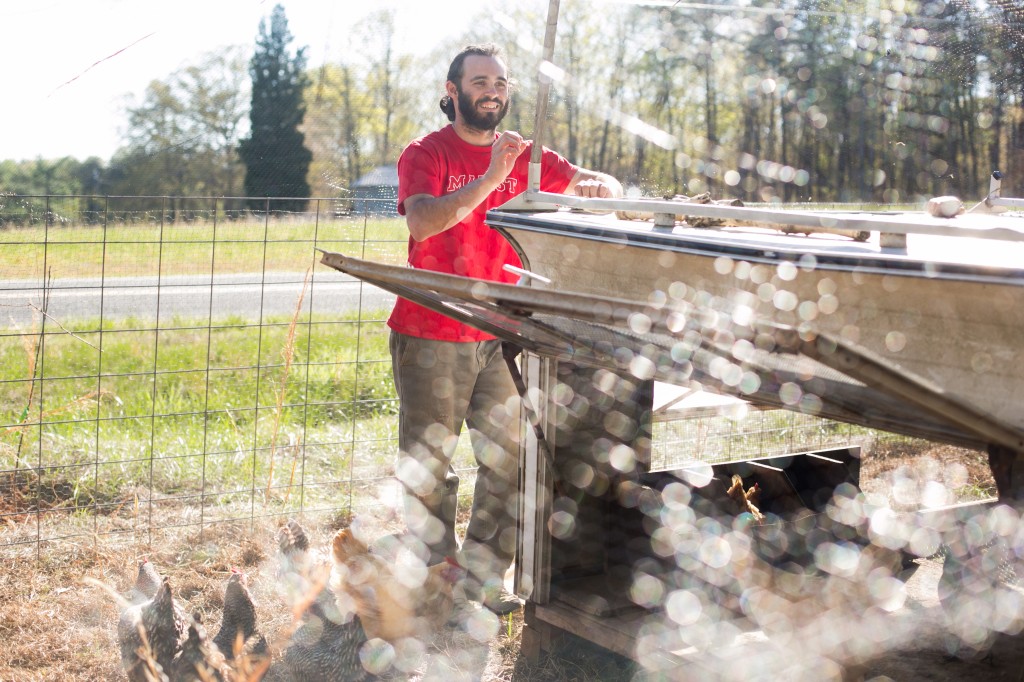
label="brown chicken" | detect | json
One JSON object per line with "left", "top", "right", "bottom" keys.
{"left": 117, "top": 577, "right": 189, "bottom": 682}
{"left": 727, "top": 474, "right": 765, "bottom": 522}
{"left": 329, "top": 527, "right": 463, "bottom": 644}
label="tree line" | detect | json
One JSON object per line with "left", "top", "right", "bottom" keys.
{"left": 3, "top": 0, "right": 1023, "bottom": 214}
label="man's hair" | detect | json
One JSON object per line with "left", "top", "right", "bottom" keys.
{"left": 439, "top": 43, "right": 506, "bottom": 122}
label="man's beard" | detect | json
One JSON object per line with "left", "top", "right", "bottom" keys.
{"left": 456, "top": 87, "right": 510, "bottom": 132}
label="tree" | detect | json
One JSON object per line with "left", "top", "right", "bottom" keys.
{"left": 239, "top": 4, "right": 312, "bottom": 213}
{"left": 362, "top": 12, "right": 422, "bottom": 167}
{"left": 303, "top": 10, "right": 432, "bottom": 200}
{"left": 305, "top": 63, "right": 370, "bottom": 200}
{"left": 111, "top": 48, "right": 249, "bottom": 205}
{"left": 0, "top": 157, "right": 99, "bottom": 226}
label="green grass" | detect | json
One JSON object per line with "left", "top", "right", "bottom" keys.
{"left": 0, "top": 216, "right": 410, "bottom": 279}
{"left": 0, "top": 212, "right": 417, "bottom": 515}
{"left": 0, "top": 309, "right": 400, "bottom": 505}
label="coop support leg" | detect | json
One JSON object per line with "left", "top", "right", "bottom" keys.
{"left": 521, "top": 602, "right": 561, "bottom": 662}
{"left": 987, "top": 444, "right": 1024, "bottom": 504}
{"left": 503, "top": 342, "right": 563, "bottom": 496}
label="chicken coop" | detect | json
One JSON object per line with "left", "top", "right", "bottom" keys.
{"left": 514, "top": 355, "right": 865, "bottom": 678}
{"left": 317, "top": 249, "right": 1022, "bottom": 677}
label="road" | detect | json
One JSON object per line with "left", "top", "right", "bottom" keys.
{"left": 0, "top": 272, "right": 396, "bottom": 328}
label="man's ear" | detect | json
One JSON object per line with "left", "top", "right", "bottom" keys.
{"left": 445, "top": 80, "right": 458, "bottom": 100}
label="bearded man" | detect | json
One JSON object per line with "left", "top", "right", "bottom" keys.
{"left": 389, "top": 43, "right": 621, "bottom": 617}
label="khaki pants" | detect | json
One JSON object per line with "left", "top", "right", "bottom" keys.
{"left": 390, "top": 331, "right": 521, "bottom": 595}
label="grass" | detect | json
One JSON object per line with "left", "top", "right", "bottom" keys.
{"left": 0, "top": 305, "right": 401, "bottom": 512}
{"left": 0, "top": 211, "right": 411, "bottom": 503}
{"left": 0, "top": 214, "right": 410, "bottom": 280}
{"left": 1, "top": 294, "right": 996, "bottom": 528}
{"left": 0, "top": 210, "right": 474, "bottom": 544}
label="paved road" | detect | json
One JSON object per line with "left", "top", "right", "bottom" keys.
{"left": 0, "top": 272, "right": 396, "bottom": 328}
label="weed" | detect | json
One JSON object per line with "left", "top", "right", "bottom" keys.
{"left": 265, "top": 267, "right": 311, "bottom": 502}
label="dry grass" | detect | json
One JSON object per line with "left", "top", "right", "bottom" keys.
{"left": 858, "top": 439, "right": 998, "bottom": 507}
{"left": 0, "top": 495, "right": 640, "bottom": 681}
{"left": 264, "top": 266, "right": 312, "bottom": 504}
{"left": 0, "top": 440, "right": 1001, "bottom": 681}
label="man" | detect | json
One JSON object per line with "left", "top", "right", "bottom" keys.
{"left": 390, "top": 43, "right": 621, "bottom": 616}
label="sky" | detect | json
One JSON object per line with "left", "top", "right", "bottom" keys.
{"left": 1, "top": 0, "right": 502, "bottom": 161}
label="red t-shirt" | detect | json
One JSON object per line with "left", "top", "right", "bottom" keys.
{"left": 388, "top": 124, "right": 578, "bottom": 341}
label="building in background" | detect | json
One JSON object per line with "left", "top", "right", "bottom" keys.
{"left": 351, "top": 165, "right": 399, "bottom": 216}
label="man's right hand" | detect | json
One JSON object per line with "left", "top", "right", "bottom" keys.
{"left": 486, "top": 131, "right": 528, "bottom": 184}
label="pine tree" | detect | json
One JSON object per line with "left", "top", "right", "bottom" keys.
{"left": 239, "top": 4, "right": 312, "bottom": 213}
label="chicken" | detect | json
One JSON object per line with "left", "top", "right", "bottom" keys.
{"left": 117, "top": 577, "right": 190, "bottom": 682}
{"left": 938, "top": 523, "right": 1023, "bottom": 661}
{"left": 276, "top": 519, "right": 333, "bottom": 608}
{"left": 745, "top": 481, "right": 761, "bottom": 509}
{"left": 278, "top": 518, "right": 311, "bottom": 559}
{"left": 265, "top": 520, "right": 374, "bottom": 682}
{"left": 329, "top": 527, "right": 463, "bottom": 644}
{"left": 726, "top": 474, "right": 765, "bottom": 522}
{"left": 267, "top": 599, "right": 374, "bottom": 682}
{"left": 169, "top": 616, "right": 229, "bottom": 682}
{"left": 130, "top": 558, "right": 163, "bottom": 604}
{"left": 213, "top": 569, "right": 268, "bottom": 663}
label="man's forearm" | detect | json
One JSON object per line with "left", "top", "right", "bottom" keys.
{"left": 405, "top": 175, "right": 503, "bottom": 241}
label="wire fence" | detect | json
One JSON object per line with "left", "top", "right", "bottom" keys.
{"left": 0, "top": 194, "right": 919, "bottom": 560}
{"left": 0, "top": 194, "right": 411, "bottom": 558}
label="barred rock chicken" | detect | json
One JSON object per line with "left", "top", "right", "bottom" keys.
{"left": 329, "top": 527, "right": 463, "bottom": 644}
{"left": 267, "top": 596, "right": 374, "bottom": 682}
{"left": 265, "top": 519, "right": 374, "bottom": 682}
{"left": 130, "top": 558, "right": 163, "bottom": 604}
{"left": 117, "top": 577, "right": 190, "bottom": 682}
{"left": 275, "top": 519, "right": 333, "bottom": 606}
{"left": 213, "top": 569, "right": 268, "bottom": 663}
{"left": 169, "top": 616, "right": 229, "bottom": 682}
{"left": 274, "top": 519, "right": 341, "bottom": 636}
{"left": 278, "top": 518, "right": 312, "bottom": 560}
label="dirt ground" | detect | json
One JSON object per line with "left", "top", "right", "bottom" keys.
{"left": 851, "top": 441, "right": 1024, "bottom": 681}
{"left": 862, "top": 557, "right": 1024, "bottom": 682}
{"left": 0, "top": 441, "right": 1021, "bottom": 681}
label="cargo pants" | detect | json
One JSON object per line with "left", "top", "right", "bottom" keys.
{"left": 390, "top": 330, "right": 521, "bottom": 597}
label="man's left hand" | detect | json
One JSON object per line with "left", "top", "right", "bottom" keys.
{"left": 573, "top": 178, "right": 614, "bottom": 198}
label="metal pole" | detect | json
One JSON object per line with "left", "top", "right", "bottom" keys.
{"left": 529, "top": 0, "right": 561, "bottom": 191}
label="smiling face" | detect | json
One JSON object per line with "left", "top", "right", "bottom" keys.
{"left": 449, "top": 54, "right": 510, "bottom": 133}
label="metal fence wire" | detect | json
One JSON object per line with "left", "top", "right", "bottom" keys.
{"left": 0, "top": 195, "right": 413, "bottom": 558}
{"left": 0, "top": 194, "right": 905, "bottom": 559}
